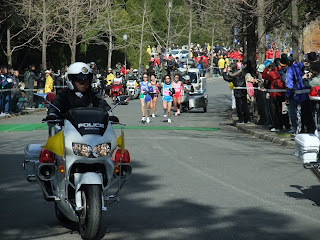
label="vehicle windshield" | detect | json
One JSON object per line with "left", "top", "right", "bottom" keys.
{"left": 171, "top": 50, "right": 180, "bottom": 54}
{"left": 186, "top": 72, "right": 197, "bottom": 83}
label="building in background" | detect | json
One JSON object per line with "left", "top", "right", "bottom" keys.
{"left": 303, "top": 21, "right": 320, "bottom": 53}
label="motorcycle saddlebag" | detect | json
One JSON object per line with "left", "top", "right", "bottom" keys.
{"left": 294, "top": 134, "right": 319, "bottom": 166}
{"left": 24, "top": 144, "right": 42, "bottom": 182}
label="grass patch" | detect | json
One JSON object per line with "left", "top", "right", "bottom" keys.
{"left": 276, "top": 132, "right": 292, "bottom": 138}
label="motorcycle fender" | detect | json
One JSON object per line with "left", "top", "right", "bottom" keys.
{"left": 74, "top": 172, "right": 103, "bottom": 192}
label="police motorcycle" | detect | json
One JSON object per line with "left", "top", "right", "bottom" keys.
{"left": 23, "top": 64, "right": 132, "bottom": 240}
{"left": 179, "top": 67, "right": 208, "bottom": 113}
{"left": 126, "top": 69, "right": 140, "bottom": 100}
{"left": 91, "top": 73, "right": 103, "bottom": 95}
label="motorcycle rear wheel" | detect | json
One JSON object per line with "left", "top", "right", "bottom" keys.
{"left": 79, "top": 185, "right": 102, "bottom": 240}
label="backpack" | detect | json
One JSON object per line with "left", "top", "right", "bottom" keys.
{"left": 278, "top": 66, "right": 288, "bottom": 83}
{"left": 247, "top": 81, "right": 254, "bottom": 97}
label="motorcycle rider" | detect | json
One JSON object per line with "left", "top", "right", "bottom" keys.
{"left": 113, "top": 72, "right": 123, "bottom": 85}
{"left": 46, "top": 62, "right": 111, "bottom": 120}
{"left": 105, "top": 68, "right": 114, "bottom": 96}
{"left": 183, "top": 75, "right": 194, "bottom": 94}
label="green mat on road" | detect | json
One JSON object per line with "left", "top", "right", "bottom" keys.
{"left": 0, "top": 124, "right": 219, "bottom": 132}
{"left": 0, "top": 124, "right": 48, "bottom": 132}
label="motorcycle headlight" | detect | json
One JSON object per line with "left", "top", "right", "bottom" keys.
{"left": 72, "top": 143, "right": 111, "bottom": 158}
{"left": 93, "top": 143, "right": 111, "bottom": 157}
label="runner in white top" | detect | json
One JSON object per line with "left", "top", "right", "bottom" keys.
{"left": 161, "top": 75, "right": 175, "bottom": 123}
{"left": 139, "top": 73, "right": 151, "bottom": 123}
{"left": 148, "top": 74, "right": 159, "bottom": 118}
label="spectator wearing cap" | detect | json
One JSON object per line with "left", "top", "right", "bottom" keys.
{"left": 104, "top": 68, "right": 114, "bottom": 96}
{"left": 256, "top": 64, "right": 269, "bottom": 125}
{"left": 309, "top": 61, "right": 320, "bottom": 87}
{"left": 44, "top": 70, "right": 54, "bottom": 93}
{"left": 262, "top": 61, "right": 290, "bottom": 132}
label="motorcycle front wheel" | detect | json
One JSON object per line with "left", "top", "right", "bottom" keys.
{"left": 79, "top": 185, "right": 102, "bottom": 240}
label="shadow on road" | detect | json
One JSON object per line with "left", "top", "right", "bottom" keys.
{"left": 285, "top": 184, "right": 320, "bottom": 207}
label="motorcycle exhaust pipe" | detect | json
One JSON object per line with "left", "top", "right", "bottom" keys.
{"left": 38, "top": 164, "right": 56, "bottom": 181}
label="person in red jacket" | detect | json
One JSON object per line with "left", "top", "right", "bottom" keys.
{"left": 262, "top": 62, "right": 290, "bottom": 132}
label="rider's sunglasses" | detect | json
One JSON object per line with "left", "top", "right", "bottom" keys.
{"left": 69, "top": 73, "right": 93, "bottom": 84}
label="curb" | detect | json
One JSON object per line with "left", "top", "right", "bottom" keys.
{"left": 231, "top": 110, "right": 295, "bottom": 148}
{"left": 0, "top": 108, "right": 46, "bottom": 120}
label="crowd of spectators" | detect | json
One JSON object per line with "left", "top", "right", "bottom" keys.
{"left": 3, "top": 40, "right": 320, "bottom": 136}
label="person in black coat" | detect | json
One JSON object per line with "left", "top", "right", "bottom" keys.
{"left": 223, "top": 62, "right": 250, "bottom": 123}
{"left": 46, "top": 62, "right": 111, "bottom": 120}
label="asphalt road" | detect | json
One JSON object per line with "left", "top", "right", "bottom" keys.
{"left": 1, "top": 77, "right": 320, "bottom": 240}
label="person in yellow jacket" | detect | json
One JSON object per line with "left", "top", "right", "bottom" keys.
{"left": 207, "top": 44, "right": 211, "bottom": 53}
{"left": 147, "top": 45, "right": 151, "bottom": 55}
{"left": 105, "top": 68, "right": 115, "bottom": 96}
{"left": 224, "top": 55, "right": 229, "bottom": 68}
{"left": 217, "top": 55, "right": 225, "bottom": 76}
{"left": 44, "top": 70, "right": 54, "bottom": 93}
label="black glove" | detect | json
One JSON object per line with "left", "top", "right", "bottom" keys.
{"left": 45, "top": 114, "right": 58, "bottom": 121}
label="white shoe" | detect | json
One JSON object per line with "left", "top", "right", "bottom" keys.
{"left": 270, "top": 128, "right": 280, "bottom": 132}
{"left": 177, "top": 109, "right": 180, "bottom": 115}
{"left": 175, "top": 112, "right": 178, "bottom": 116}
{"left": 164, "top": 114, "right": 167, "bottom": 117}
{"left": 168, "top": 118, "right": 171, "bottom": 123}
{"left": 152, "top": 114, "right": 156, "bottom": 118}
{"left": 141, "top": 117, "right": 146, "bottom": 122}
{"left": 146, "top": 117, "right": 150, "bottom": 123}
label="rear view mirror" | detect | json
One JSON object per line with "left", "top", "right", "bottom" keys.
{"left": 109, "top": 116, "right": 119, "bottom": 123}
{"left": 34, "top": 93, "right": 48, "bottom": 101}
{"left": 34, "top": 92, "right": 60, "bottom": 113}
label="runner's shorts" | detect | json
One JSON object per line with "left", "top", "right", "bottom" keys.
{"left": 163, "top": 95, "right": 173, "bottom": 103}
{"left": 173, "top": 93, "right": 182, "bottom": 98}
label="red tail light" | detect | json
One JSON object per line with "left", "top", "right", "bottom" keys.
{"left": 122, "top": 149, "right": 130, "bottom": 163}
{"left": 114, "top": 149, "right": 130, "bottom": 164}
{"left": 39, "top": 149, "right": 55, "bottom": 163}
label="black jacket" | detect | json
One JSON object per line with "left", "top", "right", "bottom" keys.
{"left": 48, "top": 88, "right": 111, "bottom": 117}
{"left": 223, "top": 69, "right": 247, "bottom": 97}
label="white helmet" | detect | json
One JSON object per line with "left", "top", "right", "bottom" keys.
{"left": 66, "top": 62, "right": 93, "bottom": 90}
{"left": 133, "top": 69, "right": 138, "bottom": 73}
{"left": 183, "top": 75, "right": 191, "bottom": 81}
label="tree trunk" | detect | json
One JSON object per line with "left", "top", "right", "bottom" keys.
{"left": 166, "top": 0, "right": 172, "bottom": 50}
{"left": 7, "top": 27, "right": 12, "bottom": 66}
{"left": 257, "top": 0, "right": 266, "bottom": 66}
{"left": 292, "top": 0, "right": 299, "bottom": 61}
{"left": 139, "top": 0, "right": 146, "bottom": 74}
{"left": 71, "top": 38, "right": 77, "bottom": 63}
{"left": 188, "top": 0, "right": 192, "bottom": 49}
{"left": 107, "top": 0, "right": 112, "bottom": 69}
{"left": 107, "top": 37, "right": 113, "bottom": 70}
{"left": 242, "top": 15, "right": 247, "bottom": 61}
{"left": 42, "top": 0, "right": 47, "bottom": 70}
{"left": 246, "top": 15, "right": 257, "bottom": 69}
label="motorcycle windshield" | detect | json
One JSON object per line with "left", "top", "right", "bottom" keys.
{"left": 66, "top": 107, "right": 109, "bottom": 136}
